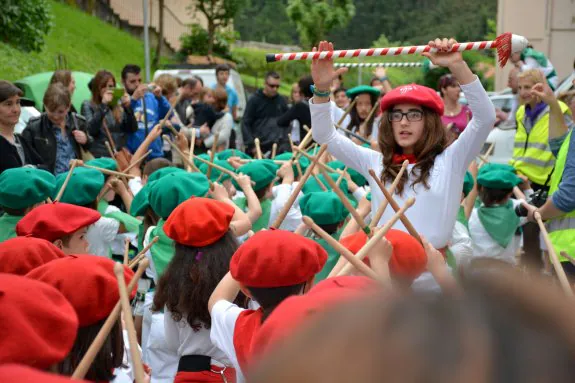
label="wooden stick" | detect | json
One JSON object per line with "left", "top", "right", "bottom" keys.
{"left": 238, "top": 158, "right": 288, "bottom": 164}
{"left": 124, "top": 150, "right": 152, "bottom": 174}
{"left": 312, "top": 173, "right": 328, "bottom": 191}
{"left": 561, "top": 251, "right": 575, "bottom": 268}
{"left": 271, "top": 143, "right": 278, "bottom": 159}
{"left": 159, "top": 93, "right": 183, "bottom": 136}
{"left": 478, "top": 143, "right": 494, "bottom": 169}
{"left": 335, "top": 166, "right": 348, "bottom": 186}
{"left": 114, "top": 263, "right": 145, "bottom": 383}
{"left": 338, "top": 198, "right": 415, "bottom": 277}
{"left": 54, "top": 161, "right": 78, "bottom": 202}
{"left": 271, "top": 145, "right": 328, "bottom": 229}
{"left": 336, "top": 97, "right": 357, "bottom": 127}
{"left": 123, "top": 238, "right": 130, "bottom": 266}
{"left": 166, "top": 138, "right": 201, "bottom": 172}
{"left": 534, "top": 212, "right": 574, "bottom": 297}
{"left": 370, "top": 160, "right": 409, "bottom": 228}
{"left": 513, "top": 186, "right": 527, "bottom": 201}
{"left": 206, "top": 133, "right": 219, "bottom": 179}
{"left": 254, "top": 138, "right": 263, "bottom": 159}
{"left": 302, "top": 124, "right": 310, "bottom": 132}
{"left": 72, "top": 259, "right": 148, "bottom": 379}
{"left": 292, "top": 129, "right": 314, "bottom": 161}
{"left": 187, "top": 128, "right": 197, "bottom": 172}
{"left": 128, "top": 236, "right": 159, "bottom": 268}
{"left": 105, "top": 140, "right": 116, "bottom": 157}
{"left": 358, "top": 102, "right": 379, "bottom": 139}
{"left": 303, "top": 216, "right": 381, "bottom": 281}
{"left": 334, "top": 123, "right": 371, "bottom": 144}
{"left": 368, "top": 169, "right": 422, "bottom": 243}
{"left": 79, "top": 163, "right": 136, "bottom": 179}
{"left": 319, "top": 168, "right": 371, "bottom": 236}
{"left": 185, "top": 148, "right": 256, "bottom": 186}
{"left": 46, "top": 197, "right": 53, "bottom": 203}
{"left": 292, "top": 147, "right": 338, "bottom": 174}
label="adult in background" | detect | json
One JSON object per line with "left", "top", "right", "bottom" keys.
{"left": 121, "top": 64, "right": 170, "bottom": 159}
{"left": 21, "top": 84, "right": 91, "bottom": 175}
{"left": 438, "top": 73, "right": 472, "bottom": 137}
{"left": 333, "top": 88, "right": 350, "bottom": 110}
{"left": 277, "top": 76, "right": 313, "bottom": 144}
{"left": 203, "top": 87, "right": 234, "bottom": 151}
{"left": 495, "top": 67, "right": 520, "bottom": 128}
{"left": 0, "top": 81, "right": 44, "bottom": 174}
{"left": 212, "top": 64, "right": 239, "bottom": 122}
{"left": 49, "top": 70, "right": 77, "bottom": 113}
{"left": 81, "top": 70, "right": 137, "bottom": 158}
{"left": 510, "top": 69, "right": 573, "bottom": 269}
{"left": 241, "top": 71, "right": 289, "bottom": 155}
{"left": 176, "top": 77, "right": 202, "bottom": 127}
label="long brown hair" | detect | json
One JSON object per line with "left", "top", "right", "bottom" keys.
{"left": 378, "top": 107, "right": 448, "bottom": 195}
{"left": 90, "top": 70, "right": 121, "bottom": 122}
{"left": 347, "top": 93, "right": 378, "bottom": 139}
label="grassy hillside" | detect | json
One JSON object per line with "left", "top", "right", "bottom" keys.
{"left": 1, "top": 1, "right": 154, "bottom": 81}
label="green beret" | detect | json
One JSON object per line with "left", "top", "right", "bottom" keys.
{"left": 54, "top": 167, "right": 105, "bottom": 206}
{"left": 147, "top": 167, "right": 186, "bottom": 183}
{"left": 193, "top": 153, "right": 212, "bottom": 168}
{"left": 130, "top": 180, "right": 157, "bottom": 217}
{"left": 149, "top": 172, "right": 210, "bottom": 219}
{"left": 478, "top": 163, "right": 517, "bottom": 177}
{"left": 274, "top": 152, "right": 310, "bottom": 177}
{"left": 199, "top": 159, "right": 235, "bottom": 182}
{"left": 327, "top": 160, "right": 366, "bottom": 186}
{"left": 85, "top": 157, "right": 117, "bottom": 171}
{"left": 260, "top": 159, "right": 280, "bottom": 174}
{"left": 477, "top": 169, "right": 522, "bottom": 190}
{"left": 302, "top": 173, "right": 348, "bottom": 195}
{"left": 217, "top": 149, "right": 252, "bottom": 161}
{"left": 463, "top": 171, "right": 475, "bottom": 197}
{"left": 0, "top": 168, "right": 56, "bottom": 209}
{"left": 346, "top": 85, "right": 381, "bottom": 99}
{"left": 236, "top": 160, "right": 276, "bottom": 191}
{"left": 300, "top": 191, "right": 348, "bottom": 225}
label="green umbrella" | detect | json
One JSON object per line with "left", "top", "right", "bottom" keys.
{"left": 14, "top": 71, "right": 94, "bottom": 112}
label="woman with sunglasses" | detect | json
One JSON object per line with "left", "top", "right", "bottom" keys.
{"left": 438, "top": 73, "right": 472, "bottom": 137}
{"left": 310, "top": 38, "right": 496, "bottom": 252}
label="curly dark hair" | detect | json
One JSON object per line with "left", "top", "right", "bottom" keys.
{"left": 346, "top": 93, "right": 379, "bottom": 139}
{"left": 378, "top": 107, "right": 448, "bottom": 195}
{"left": 153, "top": 231, "right": 239, "bottom": 329}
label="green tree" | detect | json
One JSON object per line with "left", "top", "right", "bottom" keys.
{"left": 234, "top": 0, "right": 298, "bottom": 45}
{"left": 0, "top": 0, "right": 52, "bottom": 52}
{"left": 188, "top": 0, "right": 246, "bottom": 55}
{"left": 286, "top": 0, "right": 355, "bottom": 48}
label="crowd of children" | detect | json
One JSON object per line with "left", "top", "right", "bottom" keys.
{"left": 1, "top": 36, "right": 575, "bottom": 383}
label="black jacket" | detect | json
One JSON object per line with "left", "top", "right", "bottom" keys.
{"left": 277, "top": 100, "right": 311, "bottom": 141}
{"left": 241, "top": 89, "right": 289, "bottom": 151}
{"left": 20, "top": 113, "right": 92, "bottom": 174}
{"left": 0, "top": 134, "right": 46, "bottom": 174}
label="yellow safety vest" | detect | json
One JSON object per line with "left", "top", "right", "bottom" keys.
{"left": 510, "top": 102, "right": 570, "bottom": 186}
{"left": 547, "top": 130, "right": 575, "bottom": 263}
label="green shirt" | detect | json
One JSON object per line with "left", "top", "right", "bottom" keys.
{"left": 0, "top": 214, "right": 22, "bottom": 243}
{"left": 235, "top": 197, "right": 272, "bottom": 232}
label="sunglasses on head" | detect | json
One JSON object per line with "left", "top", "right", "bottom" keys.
{"left": 266, "top": 83, "right": 280, "bottom": 89}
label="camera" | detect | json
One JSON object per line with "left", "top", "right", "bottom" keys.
{"left": 515, "top": 189, "right": 548, "bottom": 217}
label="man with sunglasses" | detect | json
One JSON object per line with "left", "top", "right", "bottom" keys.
{"left": 241, "top": 71, "right": 289, "bottom": 155}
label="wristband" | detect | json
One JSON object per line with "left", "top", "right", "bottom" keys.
{"left": 379, "top": 76, "right": 389, "bottom": 82}
{"left": 310, "top": 85, "right": 331, "bottom": 98}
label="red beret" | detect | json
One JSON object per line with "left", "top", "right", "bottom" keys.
{"left": 0, "top": 237, "right": 67, "bottom": 275}
{"left": 0, "top": 274, "right": 79, "bottom": 369}
{"left": 379, "top": 83, "right": 444, "bottom": 115}
{"left": 16, "top": 203, "right": 101, "bottom": 242}
{"left": 164, "top": 197, "right": 235, "bottom": 247}
{"left": 340, "top": 231, "right": 369, "bottom": 255}
{"left": 230, "top": 230, "right": 327, "bottom": 287}
{"left": 386, "top": 229, "right": 427, "bottom": 281}
{"left": 26, "top": 255, "right": 135, "bottom": 327}
{"left": 0, "top": 364, "right": 90, "bottom": 383}
{"left": 252, "top": 278, "right": 373, "bottom": 359}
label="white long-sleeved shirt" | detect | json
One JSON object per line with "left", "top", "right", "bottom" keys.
{"left": 310, "top": 78, "right": 496, "bottom": 248}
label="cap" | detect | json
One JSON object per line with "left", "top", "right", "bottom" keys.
{"left": 478, "top": 163, "right": 517, "bottom": 177}
{"left": 327, "top": 160, "right": 366, "bottom": 186}
{"left": 0, "top": 274, "right": 78, "bottom": 369}
{"left": 198, "top": 159, "right": 235, "bottom": 182}
{"left": 386, "top": 229, "right": 427, "bottom": 281}
{"left": 477, "top": 169, "right": 522, "bottom": 190}
{"left": 16, "top": 203, "right": 101, "bottom": 242}
{"left": 0, "top": 167, "right": 56, "bottom": 210}
{"left": 302, "top": 172, "right": 348, "bottom": 195}
{"left": 85, "top": 157, "right": 117, "bottom": 171}
{"left": 236, "top": 160, "right": 276, "bottom": 192}
{"left": 0, "top": 364, "right": 90, "bottom": 383}
{"left": 379, "top": 83, "right": 444, "bottom": 115}
{"left": 274, "top": 152, "right": 310, "bottom": 177}
{"left": 217, "top": 148, "right": 253, "bottom": 161}
{"left": 147, "top": 166, "right": 186, "bottom": 183}
{"left": 54, "top": 167, "right": 105, "bottom": 206}
{"left": 130, "top": 180, "right": 157, "bottom": 217}
{"left": 299, "top": 191, "right": 348, "bottom": 225}
{"left": 230, "top": 230, "right": 327, "bottom": 287}
{"left": 0, "top": 237, "right": 67, "bottom": 275}
{"left": 149, "top": 172, "right": 210, "bottom": 219}
{"left": 346, "top": 85, "right": 381, "bottom": 99}
{"left": 26, "top": 255, "right": 135, "bottom": 327}
{"left": 164, "top": 197, "right": 235, "bottom": 247}
{"left": 463, "top": 171, "right": 475, "bottom": 197}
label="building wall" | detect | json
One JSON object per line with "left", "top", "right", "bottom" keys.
{"left": 496, "top": 0, "right": 575, "bottom": 90}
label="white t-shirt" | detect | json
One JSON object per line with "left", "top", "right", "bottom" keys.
{"left": 86, "top": 217, "right": 119, "bottom": 257}
{"left": 128, "top": 176, "right": 144, "bottom": 197}
{"left": 209, "top": 300, "right": 246, "bottom": 383}
{"left": 268, "top": 183, "right": 303, "bottom": 232}
{"left": 310, "top": 78, "right": 496, "bottom": 249}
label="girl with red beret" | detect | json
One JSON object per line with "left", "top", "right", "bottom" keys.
{"left": 152, "top": 197, "right": 252, "bottom": 382}
{"left": 310, "top": 38, "right": 496, "bottom": 254}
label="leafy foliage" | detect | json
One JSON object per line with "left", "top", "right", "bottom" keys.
{"left": 0, "top": 0, "right": 52, "bottom": 52}
{"left": 234, "top": 0, "right": 298, "bottom": 45}
{"left": 286, "top": 0, "right": 355, "bottom": 48}
{"left": 178, "top": 24, "right": 237, "bottom": 60}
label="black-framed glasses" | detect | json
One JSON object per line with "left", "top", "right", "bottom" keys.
{"left": 266, "top": 83, "right": 280, "bottom": 89}
{"left": 388, "top": 110, "right": 424, "bottom": 122}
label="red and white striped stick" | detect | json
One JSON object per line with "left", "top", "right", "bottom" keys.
{"left": 265, "top": 33, "right": 528, "bottom": 67}
{"left": 334, "top": 62, "right": 425, "bottom": 68}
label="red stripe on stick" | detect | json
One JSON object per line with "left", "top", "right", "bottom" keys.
{"left": 366, "top": 48, "right": 375, "bottom": 56}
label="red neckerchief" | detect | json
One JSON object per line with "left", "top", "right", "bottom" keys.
{"left": 233, "top": 308, "right": 264, "bottom": 373}
{"left": 392, "top": 153, "right": 417, "bottom": 164}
